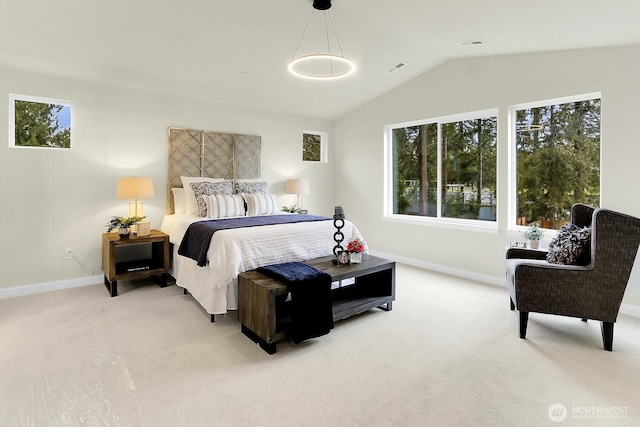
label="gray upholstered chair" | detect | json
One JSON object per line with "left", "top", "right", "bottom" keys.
{"left": 505, "top": 204, "right": 640, "bottom": 351}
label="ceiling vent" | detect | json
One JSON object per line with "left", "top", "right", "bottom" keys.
{"left": 387, "top": 62, "right": 406, "bottom": 73}
{"left": 459, "top": 40, "right": 487, "bottom": 46}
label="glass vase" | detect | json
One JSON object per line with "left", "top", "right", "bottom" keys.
{"left": 350, "top": 252, "right": 362, "bottom": 264}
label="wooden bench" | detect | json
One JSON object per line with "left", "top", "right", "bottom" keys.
{"left": 238, "top": 254, "right": 395, "bottom": 354}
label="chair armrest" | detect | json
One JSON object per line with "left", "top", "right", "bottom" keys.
{"left": 506, "top": 247, "right": 548, "bottom": 260}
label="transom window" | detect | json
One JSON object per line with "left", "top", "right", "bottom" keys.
{"left": 510, "top": 93, "right": 601, "bottom": 230}
{"left": 9, "top": 94, "right": 72, "bottom": 149}
{"left": 386, "top": 109, "right": 498, "bottom": 225}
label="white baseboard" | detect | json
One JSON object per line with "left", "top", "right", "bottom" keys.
{"left": 4, "top": 253, "right": 640, "bottom": 320}
{"left": 370, "top": 250, "right": 640, "bottom": 319}
{"left": 0, "top": 275, "right": 102, "bottom": 299}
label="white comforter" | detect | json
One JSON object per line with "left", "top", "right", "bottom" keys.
{"left": 160, "top": 214, "right": 365, "bottom": 314}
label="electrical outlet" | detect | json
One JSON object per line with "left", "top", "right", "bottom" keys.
{"left": 64, "top": 247, "right": 74, "bottom": 260}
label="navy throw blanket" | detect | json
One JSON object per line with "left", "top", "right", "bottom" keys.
{"left": 178, "top": 214, "right": 331, "bottom": 267}
{"left": 258, "top": 262, "right": 333, "bottom": 344}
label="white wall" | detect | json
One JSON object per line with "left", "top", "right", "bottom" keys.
{"left": 334, "top": 44, "right": 640, "bottom": 309}
{"left": 0, "top": 66, "right": 335, "bottom": 290}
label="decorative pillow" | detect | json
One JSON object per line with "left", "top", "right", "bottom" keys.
{"left": 180, "top": 176, "right": 224, "bottom": 215}
{"left": 234, "top": 180, "right": 268, "bottom": 194}
{"left": 171, "top": 188, "right": 186, "bottom": 214}
{"left": 204, "top": 194, "right": 246, "bottom": 219}
{"left": 190, "top": 181, "right": 234, "bottom": 217}
{"left": 244, "top": 193, "right": 278, "bottom": 216}
{"left": 546, "top": 223, "right": 592, "bottom": 265}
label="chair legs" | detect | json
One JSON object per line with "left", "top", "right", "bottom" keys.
{"left": 519, "top": 312, "right": 529, "bottom": 338}
{"left": 601, "top": 321, "right": 614, "bottom": 351}
{"left": 514, "top": 310, "right": 615, "bottom": 351}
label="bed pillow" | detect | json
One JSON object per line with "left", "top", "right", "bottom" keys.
{"left": 204, "top": 194, "right": 246, "bottom": 219}
{"left": 190, "top": 181, "right": 234, "bottom": 217}
{"left": 234, "top": 180, "right": 268, "bottom": 194}
{"left": 244, "top": 193, "right": 278, "bottom": 216}
{"left": 546, "top": 223, "right": 592, "bottom": 265}
{"left": 171, "top": 187, "right": 187, "bottom": 214}
{"left": 180, "top": 176, "right": 225, "bottom": 215}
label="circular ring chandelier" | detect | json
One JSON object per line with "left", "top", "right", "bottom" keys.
{"left": 288, "top": 0, "right": 355, "bottom": 80}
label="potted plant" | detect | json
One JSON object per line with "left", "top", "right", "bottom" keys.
{"left": 521, "top": 225, "right": 545, "bottom": 249}
{"left": 346, "top": 238, "right": 366, "bottom": 263}
{"left": 281, "top": 204, "right": 303, "bottom": 214}
{"left": 106, "top": 216, "right": 145, "bottom": 239}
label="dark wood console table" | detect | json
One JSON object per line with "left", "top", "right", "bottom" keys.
{"left": 238, "top": 254, "right": 395, "bottom": 354}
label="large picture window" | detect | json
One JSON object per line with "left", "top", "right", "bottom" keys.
{"left": 387, "top": 110, "right": 498, "bottom": 224}
{"left": 511, "top": 94, "right": 601, "bottom": 230}
{"left": 9, "top": 94, "right": 72, "bottom": 149}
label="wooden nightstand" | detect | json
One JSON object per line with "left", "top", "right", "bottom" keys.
{"left": 102, "top": 229, "right": 170, "bottom": 297}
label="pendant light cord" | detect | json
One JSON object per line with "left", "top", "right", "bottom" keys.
{"left": 291, "top": 10, "right": 316, "bottom": 61}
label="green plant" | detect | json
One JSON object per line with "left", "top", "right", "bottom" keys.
{"left": 521, "top": 225, "right": 545, "bottom": 241}
{"left": 106, "top": 216, "right": 145, "bottom": 232}
{"left": 281, "top": 205, "right": 303, "bottom": 214}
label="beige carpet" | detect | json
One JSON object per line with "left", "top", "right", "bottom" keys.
{"left": 1, "top": 264, "right": 639, "bottom": 426}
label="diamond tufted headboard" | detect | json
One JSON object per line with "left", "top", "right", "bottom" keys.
{"left": 167, "top": 127, "right": 261, "bottom": 213}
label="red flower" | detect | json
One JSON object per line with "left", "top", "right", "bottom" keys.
{"left": 347, "top": 238, "right": 366, "bottom": 253}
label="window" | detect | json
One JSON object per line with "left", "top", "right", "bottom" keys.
{"left": 387, "top": 110, "right": 498, "bottom": 224}
{"left": 511, "top": 94, "right": 600, "bottom": 230}
{"left": 302, "top": 131, "right": 327, "bottom": 162}
{"left": 9, "top": 94, "right": 72, "bottom": 149}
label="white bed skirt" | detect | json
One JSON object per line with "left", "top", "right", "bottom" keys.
{"left": 162, "top": 214, "right": 365, "bottom": 315}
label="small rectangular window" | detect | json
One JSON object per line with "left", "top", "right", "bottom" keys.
{"left": 9, "top": 94, "right": 72, "bottom": 149}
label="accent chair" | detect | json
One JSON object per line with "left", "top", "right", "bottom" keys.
{"left": 505, "top": 204, "right": 640, "bottom": 351}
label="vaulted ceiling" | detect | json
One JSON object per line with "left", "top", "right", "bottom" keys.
{"left": 2, "top": 1, "right": 640, "bottom": 119}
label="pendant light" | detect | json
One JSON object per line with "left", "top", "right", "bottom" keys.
{"left": 288, "top": 0, "right": 355, "bottom": 80}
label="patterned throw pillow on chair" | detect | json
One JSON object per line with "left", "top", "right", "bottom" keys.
{"left": 546, "top": 223, "right": 592, "bottom": 265}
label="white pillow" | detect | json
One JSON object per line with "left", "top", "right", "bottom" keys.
{"left": 180, "top": 176, "right": 224, "bottom": 215}
{"left": 204, "top": 194, "right": 246, "bottom": 219}
{"left": 171, "top": 188, "right": 186, "bottom": 214}
{"left": 244, "top": 193, "right": 278, "bottom": 216}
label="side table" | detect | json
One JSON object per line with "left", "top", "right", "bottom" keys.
{"left": 101, "top": 229, "right": 170, "bottom": 297}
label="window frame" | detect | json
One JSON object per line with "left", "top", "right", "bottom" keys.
{"left": 8, "top": 93, "right": 73, "bottom": 150}
{"left": 507, "top": 92, "right": 602, "bottom": 237}
{"left": 384, "top": 108, "right": 499, "bottom": 234}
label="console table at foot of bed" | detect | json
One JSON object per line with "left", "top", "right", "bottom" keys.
{"left": 238, "top": 254, "right": 395, "bottom": 354}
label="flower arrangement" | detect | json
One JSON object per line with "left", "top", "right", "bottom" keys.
{"left": 521, "top": 225, "right": 545, "bottom": 241}
{"left": 347, "top": 238, "right": 366, "bottom": 253}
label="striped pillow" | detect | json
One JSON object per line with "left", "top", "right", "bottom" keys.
{"left": 204, "top": 194, "right": 246, "bottom": 219}
{"left": 244, "top": 193, "right": 278, "bottom": 216}
{"left": 190, "top": 181, "right": 234, "bottom": 217}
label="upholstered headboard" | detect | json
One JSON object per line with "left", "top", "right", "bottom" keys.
{"left": 167, "top": 127, "right": 261, "bottom": 213}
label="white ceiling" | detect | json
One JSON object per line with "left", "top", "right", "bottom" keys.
{"left": 2, "top": 0, "right": 640, "bottom": 119}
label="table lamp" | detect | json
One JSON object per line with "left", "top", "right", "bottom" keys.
{"left": 285, "top": 178, "right": 310, "bottom": 208}
{"left": 117, "top": 177, "right": 154, "bottom": 236}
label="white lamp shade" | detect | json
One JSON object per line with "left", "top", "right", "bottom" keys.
{"left": 117, "top": 177, "right": 155, "bottom": 199}
{"left": 286, "top": 178, "right": 310, "bottom": 195}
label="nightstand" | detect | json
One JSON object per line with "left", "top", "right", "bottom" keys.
{"left": 102, "top": 229, "right": 170, "bottom": 297}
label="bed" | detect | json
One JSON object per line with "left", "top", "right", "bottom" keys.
{"left": 161, "top": 127, "right": 365, "bottom": 316}
{"left": 160, "top": 213, "right": 364, "bottom": 315}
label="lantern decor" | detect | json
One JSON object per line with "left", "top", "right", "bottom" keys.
{"left": 332, "top": 206, "right": 346, "bottom": 264}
